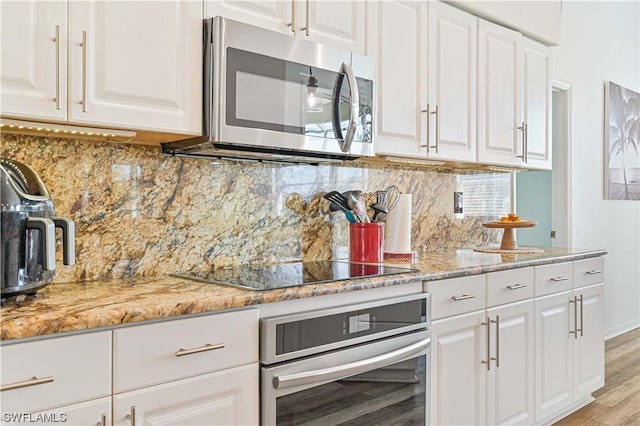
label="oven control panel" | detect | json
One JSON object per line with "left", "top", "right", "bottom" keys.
{"left": 260, "top": 293, "right": 430, "bottom": 365}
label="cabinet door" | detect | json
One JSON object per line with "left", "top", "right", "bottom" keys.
{"left": 486, "top": 300, "right": 534, "bottom": 426}
{"left": 534, "top": 291, "right": 573, "bottom": 422}
{"left": 368, "top": 0, "right": 428, "bottom": 158}
{"left": 431, "top": 311, "right": 486, "bottom": 426}
{"left": 427, "top": 1, "right": 477, "bottom": 162}
{"left": 522, "top": 37, "right": 552, "bottom": 170}
{"left": 0, "top": 0, "right": 67, "bottom": 121}
{"left": 477, "top": 19, "right": 522, "bottom": 167}
{"left": 300, "top": 1, "right": 365, "bottom": 54}
{"left": 205, "top": 0, "right": 291, "bottom": 34}
{"left": 113, "top": 363, "right": 259, "bottom": 426}
{"left": 573, "top": 283, "right": 605, "bottom": 400}
{"left": 5, "top": 397, "right": 111, "bottom": 426}
{"left": 68, "top": 0, "right": 201, "bottom": 134}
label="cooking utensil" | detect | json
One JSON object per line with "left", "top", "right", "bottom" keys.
{"left": 344, "top": 190, "right": 369, "bottom": 223}
{"left": 323, "top": 191, "right": 356, "bottom": 223}
{"left": 370, "top": 202, "right": 389, "bottom": 222}
{"left": 384, "top": 185, "right": 401, "bottom": 212}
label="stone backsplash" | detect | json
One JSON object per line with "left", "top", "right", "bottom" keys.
{"left": 1, "top": 134, "right": 503, "bottom": 283}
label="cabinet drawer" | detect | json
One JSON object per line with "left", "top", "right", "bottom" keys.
{"left": 573, "top": 257, "right": 605, "bottom": 288}
{"left": 534, "top": 262, "right": 573, "bottom": 296}
{"left": 425, "top": 275, "right": 486, "bottom": 320}
{"left": 0, "top": 331, "right": 111, "bottom": 413}
{"left": 487, "top": 267, "right": 534, "bottom": 307}
{"left": 113, "top": 309, "right": 258, "bottom": 393}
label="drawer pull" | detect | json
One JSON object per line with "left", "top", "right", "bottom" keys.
{"left": 100, "top": 413, "right": 107, "bottom": 426}
{"left": 549, "top": 276, "right": 569, "bottom": 282}
{"left": 128, "top": 406, "right": 135, "bottom": 426}
{"left": 175, "top": 343, "right": 225, "bottom": 357}
{"left": 586, "top": 270, "right": 602, "bottom": 275}
{"left": 507, "top": 283, "right": 527, "bottom": 290}
{"left": 0, "top": 376, "right": 54, "bottom": 392}
{"left": 451, "top": 294, "right": 476, "bottom": 301}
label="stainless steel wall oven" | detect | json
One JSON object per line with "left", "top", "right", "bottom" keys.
{"left": 260, "top": 293, "right": 431, "bottom": 425}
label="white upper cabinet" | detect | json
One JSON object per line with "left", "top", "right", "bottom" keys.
{"left": 206, "top": 0, "right": 365, "bottom": 54}
{"left": 68, "top": 1, "right": 201, "bottom": 133}
{"left": 1, "top": 0, "right": 202, "bottom": 135}
{"left": 0, "top": 0, "right": 67, "bottom": 122}
{"left": 477, "top": 19, "right": 522, "bottom": 167}
{"left": 521, "top": 37, "right": 552, "bottom": 170}
{"left": 427, "top": 1, "right": 477, "bottom": 162}
{"left": 478, "top": 19, "right": 552, "bottom": 170}
{"left": 370, "top": 1, "right": 477, "bottom": 162}
{"left": 367, "top": 0, "right": 428, "bottom": 158}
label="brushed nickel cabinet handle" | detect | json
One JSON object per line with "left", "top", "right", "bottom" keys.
{"left": 286, "top": 1, "right": 295, "bottom": 33}
{"left": 569, "top": 296, "right": 578, "bottom": 339}
{"left": 577, "top": 294, "right": 584, "bottom": 337}
{"left": 53, "top": 25, "right": 61, "bottom": 110}
{"left": 431, "top": 104, "right": 440, "bottom": 153}
{"left": 100, "top": 413, "right": 107, "bottom": 426}
{"left": 549, "top": 276, "right": 569, "bottom": 282}
{"left": 300, "top": 0, "right": 310, "bottom": 35}
{"left": 421, "top": 105, "right": 430, "bottom": 148}
{"left": 491, "top": 316, "right": 500, "bottom": 367}
{"left": 586, "top": 270, "right": 602, "bottom": 275}
{"left": 128, "top": 406, "right": 135, "bottom": 426}
{"left": 507, "top": 283, "right": 527, "bottom": 290}
{"left": 517, "top": 121, "right": 526, "bottom": 160}
{"left": 451, "top": 294, "right": 476, "bottom": 301}
{"left": 1, "top": 376, "right": 54, "bottom": 392}
{"left": 175, "top": 343, "right": 225, "bottom": 357}
{"left": 481, "top": 317, "right": 491, "bottom": 371}
{"left": 80, "top": 30, "right": 87, "bottom": 112}
{"left": 523, "top": 122, "right": 528, "bottom": 163}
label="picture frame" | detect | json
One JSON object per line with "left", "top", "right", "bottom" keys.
{"left": 604, "top": 81, "right": 640, "bottom": 200}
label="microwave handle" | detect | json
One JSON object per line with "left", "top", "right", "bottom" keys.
{"left": 272, "top": 337, "right": 430, "bottom": 390}
{"left": 331, "top": 62, "right": 359, "bottom": 153}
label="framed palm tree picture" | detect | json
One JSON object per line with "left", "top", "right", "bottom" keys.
{"left": 604, "top": 81, "right": 640, "bottom": 200}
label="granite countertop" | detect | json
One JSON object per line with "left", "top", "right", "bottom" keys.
{"left": 0, "top": 247, "right": 606, "bottom": 342}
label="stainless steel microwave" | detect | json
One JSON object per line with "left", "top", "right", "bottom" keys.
{"left": 162, "top": 16, "right": 376, "bottom": 164}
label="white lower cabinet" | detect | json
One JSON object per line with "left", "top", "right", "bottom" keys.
{"left": 429, "top": 259, "right": 604, "bottom": 425}
{"left": 0, "top": 309, "right": 259, "bottom": 426}
{"left": 112, "top": 309, "right": 259, "bottom": 426}
{"left": 534, "top": 283, "right": 605, "bottom": 423}
{"left": 486, "top": 300, "right": 534, "bottom": 426}
{"left": 113, "top": 363, "right": 258, "bottom": 426}
{"left": 431, "top": 310, "right": 487, "bottom": 426}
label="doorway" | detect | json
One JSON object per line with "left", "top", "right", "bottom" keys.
{"left": 515, "top": 81, "right": 572, "bottom": 248}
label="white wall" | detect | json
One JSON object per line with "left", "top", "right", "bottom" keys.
{"left": 552, "top": 1, "right": 640, "bottom": 338}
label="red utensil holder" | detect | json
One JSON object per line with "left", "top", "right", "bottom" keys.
{"left": 349, "top": 222, "right": 385, "bottom": 263}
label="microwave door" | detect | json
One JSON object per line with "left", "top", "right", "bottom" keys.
{"left": 331, "top": 63, "right": 359, "bottom": 153}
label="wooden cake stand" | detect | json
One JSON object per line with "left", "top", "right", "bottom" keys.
{"left": 475, "top": 220, "right": 544, "bottom": 254}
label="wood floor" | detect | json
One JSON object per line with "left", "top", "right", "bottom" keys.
{"left": 553, "top": 327, "right": 640, "bottom": 426}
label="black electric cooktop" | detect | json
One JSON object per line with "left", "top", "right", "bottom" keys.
{"left": 173, "top": 260, "right": 419, "bottom": 291}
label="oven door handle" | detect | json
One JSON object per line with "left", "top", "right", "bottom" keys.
{"left": 272, "top": 337, "right": 430, "bottom": 390}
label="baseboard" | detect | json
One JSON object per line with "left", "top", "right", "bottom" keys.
{"left": 536, "top": 396, "right": 595, "bottom": 426}
{"left": 605, "top": 320, "right": 640, "bottom": 340}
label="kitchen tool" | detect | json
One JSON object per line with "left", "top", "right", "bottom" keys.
{"left": 384, "top": 185, "right": 401, "bottom": 212}
{"left": 345, "top": 190, "right": 370, "bottom": 223}
{"left": 349, "top": 222, "right": 384, "bottom": 263}
{"left": 323, "top": 191, "right": 356, "bottom": 223}
{"left": 370, "top": 202, "right": 388, "bottom": 222}
{"left": 1, "top": 158, "right": 75, "bottom": 299}
{"left": 328, "top": 201, "right": 357, "bottom": 223}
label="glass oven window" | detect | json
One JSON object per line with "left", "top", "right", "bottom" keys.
{"left": 226, "top": 47, "right": 372, "bottom": 144}
{"left": 275, "top": 355, "right": 426, "bottom": 425}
